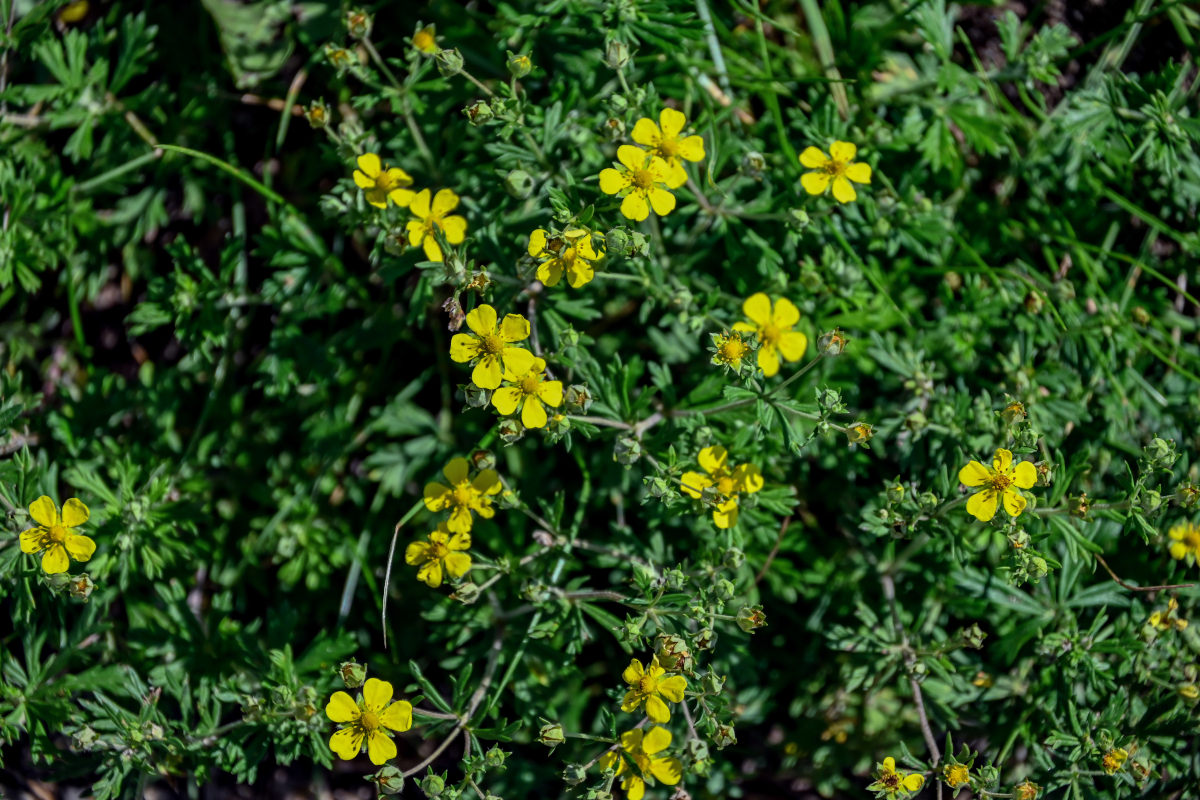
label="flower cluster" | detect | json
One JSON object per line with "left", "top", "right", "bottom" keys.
{"left": 408, "top": 456, "right": 503, "bottom": 588}
{"left": 527, "top": 228, "right": 604, "bottom": 289}
{"left": 599, "top": 106, "right": 704, "bottom": 222}
{"left": 681, "top": 446, "right": 764, "bottom": 528}
{"left": 352, "top": 153, "right": 467, "bottom": 262}
{"left": 601, "top": 654, "right": 688, "bottom": 799}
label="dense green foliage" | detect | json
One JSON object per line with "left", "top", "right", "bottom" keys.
{"left": 2, "top": 1, "right": 1200, "bottom": 798}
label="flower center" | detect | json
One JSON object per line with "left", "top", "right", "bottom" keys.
{"left": 520, "top": 375, "right": 541, "bottom": 395}
{"left": 823, "top": 159, "right": 847, "bottom": 178}
{"left": 718, "top": 339, "right": 747, "bottom": 362}
{"left": 988, "top": 472, "right": 1013, "bottom": 491}
{"left": 47, "top": 524, "right": 68, "bottom": 544}
{"left": 429, "top": 541, "right": 449, "bottom": 560}
{"left": 637, "top": 674, "right": 656, "bottom": 694}
{"left": 631, "top": 168, "right": 655, "bottom": 190}
{"left": 479, "top": 334, "right": 505, "bottom": 355}
{"left": 452, "top": 485, "right": 474, "bottom": 506}
{"left": 760, "top": 324, "right": 781, "bottom": 346}
{"left": 716, "top": 476, "right": 736, "bottom": 496}
{"left": 359, "top": 710, "right": 381, "bottom": 731}
{"left": 658, "top": 138, "right": 679, "bottom": 158}
{"left": 881, "top": 772, "right": 900, "bottom": 789}
{"left": 375, "top": 171, "right": 399, "bottom": 193}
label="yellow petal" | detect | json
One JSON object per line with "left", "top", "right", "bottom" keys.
{"left": 1012, "top": 460, "right": 1037, "bottom": 489}
{"left": 966, "top": 490, "right": 999, "bottom": 522}
{"left": 501, "top": 346, "right": 535, "bottom": 378}
{"left": 409, "top": 188, "right": 432, "bottom": 219}
{"left": 799, "top": 146, "right": 828, "bottom": 169}
{"left": 698, "top": 446, "right": 728, "bottom": 474}
{"left": 645, "top": 694, "right": 670, "bottom": 723}
{"left": 1002, "top": 489, "right": 1027, "bottom": 518}
{"left": 491, "top": 387, "right": 521, "bottom": 415}
{"left": 379, "top": 700, "right": 413, "bottom": 732}
{"left": 446, "top": 507, "right": 473, "bottom": 534}
{"left": 844, "top": 161, "right": 872, "bottom": 184}
{"left": 356, "top": 153, "right": 381, "bottom": 179}
{"left": 650, "top": 755, "right": 683, "bottom": 785}
{"left": 566, "top": 261, "right": 594, "bottom": 288}
{"left": 538, "top": 259, "right": 564, "bottom": 287}
{"left": 659, "top": 107, "right": 687, "bottom": 137}
{"left": 448, "top": 531, "right": 472, "bottom": 550}
{"left": 631, "top": 117, "right": 661, "bottom": 147}
{"left": 771, "top": 297, "right": 800, "bottom": 328}
{"left": 325, "top": 691, "right": 361, "bottom": 723}
{"left": 642, "top": 725, "right": 672, "bottom": 755}
{"left": 362, "top": 678, "right": 393, "bottom": 712}
{"left": 442, "top": 215, "right": 467, "bottom": 244}
{"left": 677, "top": 134, "right": 705, "bottom": 162}
{"left": 449, "top": 333, "right": 480, "bottom": 363}
{"left": 622, "top": 659, "right": 645, "bottom": 684}
{"left": 617, "top": 144, "right": 650, "bottom": 171}
{"left": 679, "top": 471, "right": 711, "bottom": 499}
{"left": 422, "top": 234, "right": 443, "bottom": 262}
{"left": 664, "top": 160, "right": 688, "bottom": 189}
{"left": 777, "top": 331, "right": 807, "bottom": 362}
{"left": 831, "top": 176, "right": 857, "bottom": 203}
{"left": 406, "top": 220, "right": 425, "bottom": 246}
{"left": 620, "top": 689, "right": 642, "bottom": 713}
{"left": 42, "top": 545, "right": 69, "bottom": 574}
{"left": 366, "top": 729, "right": 397, "bottom": 765}
{"left": 599, "top": 168, "right": 630, "bottom": 196}
{"left": 465, "top": 304, "right": 497, "bottom": 336}
{"left": 431, "top": 188, "right": 459, "bottom": 217}
{"left": 992, "top": 448, "right": 1014, "bottom": 474}
{"left": 1169, "top": 541, "right": 1187, "bottom": 559}
{"left": 829, "top": 140, "right": 857, "bottom": 162}
{"left": 742, "top": 293, "right": 772, "bottom": 326}
{"left": 29, "top": 496, "right": 58, "bottom": 527}
{"left": 405, "top": 541, "right": 431, "bottom": 565}
{"left": 538, "top": 380, "right": 564, "bottom": 408}
{"left": 19, "top": 529, "right": 44, "bottom": 553}
{"left": 472, "top": 357, "right": 503, "bottom": 390}
{"left": 353, "top": 170, "right": 374, "bottom": 189}
{"left": 472, "top": 469, "right": 501, "bottom": 495}
{"left": 902, "top": 774, "right": 925, "bottom": 791}
{"left": 657, "top": 675, "right": 687, "bottom": 702}
{"left": 365, "top": 188, "right": 388, "bottom": 209}
{"left": 528, "top": 229, "right": 548, "bottom": 257}
{"left": 648, "top": 188, "right": 676, "bottom": 217}
{"left": 64, "top": 533, "right": 95, "bottom": 562}
{"left": 620, "top": 192, "right": 649, "bottom": 222}
{"left": 958, "top": 461, "right": 991, "bottom": 487}
{"left": 757, "top": 345, "right": 781, "bottom": 377}
{"left": 417, "top": 559, "right": 444, "bottom": 587}
{"left": 423, "top": 481, "right": 451, "bottom": 511}
{"left": 734, "top": 463, "right": 764, "bottom": 494}
{"left": 732, "top": 321, "right": 756, "bottom": 334}
{"left": 624, "top": 775, "right": 645, "bottom": 800}
{"left": 521, "top": 397, "right": 548, "bottom": 429}
{"left": 389, "top": 187, "right": 416, "bottom": 207}
{"left": 882, "top": 757, "right": 897, "bottom": 773}
{"left": 329, "top": 727, "right": 364, "bottom": 760}
{"left": 499, "top": 314, "right": 530, "bottom": 343}
{"left": 444, "top": 551, "right": 471, "bottom": 578}
{"left": 713, "top": 499, "right": 738, "bottom": 529}
{"left": 443, "top": 457, "right": 470, "bottom": 485}
{"left": 800, "top": 171, "right": 831, "bottom": 196}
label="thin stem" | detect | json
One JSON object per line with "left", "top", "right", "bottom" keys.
{"left": 1094, "top": 552, "right": 1195, "bottom": 593}
{"left": 881, "top": 573, "right": 943, "bottom": 780}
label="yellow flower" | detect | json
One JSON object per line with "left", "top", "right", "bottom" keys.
{"left": 598, "top": 726, "right": 683, "bottom": 800}
{"left": 405, "top": 522, "right": 472, "bottom": 588}
{"left": 711, "top": 331, "right": 750, "bottom": 371}
{"left": 449, "top": 304, "right": 535, "bottom": 390}
{"left": 943, "top": 763, "right": 970, "bottom": 789}
{"left": 491, "top": 356, "right": 563, "bottom": 429}
{"left": 866, "top": 757, "right": 925, "bottom": 797}
{"left": 681, "top": 446, "right": 764, "bottom": 529}
{"left": 620, "top": 656, "right": 688, "bottom": 723}
{"left": 528, "top": 229, "right": 604, "bottom": 288}
{"left": 326, "top": 678, "right": 413, "bottom": 765}
{"left": 1148, "top": 597, "right": 1187, "bottom": 631}
{"left": 423, "top": 457, "right": 502, "bottom": 534}
{"left": 958, "top": 448, "right": 1038, "bottom": 522}
{"left": 799, "top": 141, "right": 872, "bottom": 203}
{"left": 1101, "top": 747, "right": 1129, "bottom": 775}
{"left": 599, "top": 145, "right": 676, "bottom": 222}
{"left": 732, "top": 293, "right": 808, "bottom": 377}
{"left": 630, "top": 107, "right": 705, "bottom": 188}
{"left": 58, "top": 0, "right": 88, "bottom": 24}
{"left": 353, "top": 154, "right": 415, "bottom": 209}
{"left": 406, "top": 188, "right": 468, "bottom": 262}
{"left": 412, "top": 25, "right": 438, "bottom": 54}
{"left": 1167, "top": 520, "right": 1200, "bottom": 563}
{"left": 1014, "top": 780, "right": 1040, "bottom": 800}
{"left": 20, "top": 496, "right": 95, "bottom": 575}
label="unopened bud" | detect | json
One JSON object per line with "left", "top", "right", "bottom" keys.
{"left": 72, "top": 726, "right": 98, "bottom": 750}
{"left": 563, "top": 764, "right": 588, "bottom": 785}
{"left": 68, "top": 574, "right": 94, "bottom": 601}
{"left": 504, "top": 168, "right": 535, "bottom": 199}
{"left": 538, "top": 722, "right": 565, "bottom": 748}
{"left": 1178, "top": 482, "right": 1200, "bottom": 508}
{"left": 1143, "top": 437, "right": 1177, "bottom": 470}
{"left": 788, "top": 208, "right": 811, "bottom": 228}
{"left": 564, "top": 384, "right": 592, "bottom": 413}
{"left": 305, "top": 100, "right": 330, "bottom": 129}
{"left": 735, "top": 605, "right": 766, "bottom": 633}
{"left": 450, "top": 581, "right": 481, "bottom": 605}
{"left": 655, "top": 634, "right": 693, "bottom": 672}
{"left": 846, "top": 422, "right": 873, "bottom": 445}
{"left": 723, "top": 547, "right": 744, "bottom": 570}
{"left": 373, "top": 765, "right": 405, "bottom": 794}
{"left": 740, "top": 151, "right": 766, "bottom": 180}
{"left": 464, "top": 383, "right": 491, "bottom": 409}
{"left": 345, "top": 9, "right": 372, "bottom": 39}
{"left": 1024, "top": 291, "right": 1045, "bottom": 314}
{"left": 436, "top": 47, "right": 464, "bottom": 77}
{"left": 614, "top": 434, "right": 642, "bottom": 465}
{"left": 604, "top": 40, "right": 631, "bottom": 70}
{"left": 1070, "top": 493, "right": 1090, "bottom": 519}
{"left": 886, "top": 483, "right": 905, "bottom": 504}
{"left": 485, "top": 746, "right": 507, "bottom": 768}
{"left": 464, "top": 99, "right": 493, "bottom": 125}
{"left": 339, "top": 660, "right": 367, "bottom": 689}
{"left": 420, "top": 774, "right": 445, "bottom": 797}
{"left": 959, "top": 623, "right": 987, "bottom": 649}
{"left": 324, "top": 45, "right": 355, "bottom": 71}
{"left": 713, "top": 723, "right": 737, "bottom": 749}
{"left": 695, "top": 627, "right": 716, "bottom": 651}
{"left": 714, "top": 578, "right": 736, "bottom": 601}
{"left": 1015, "top": 780, "right": 1040, "bottom": 800}
{"left": 506, "top": 51, "right": 532, "bottom": 79}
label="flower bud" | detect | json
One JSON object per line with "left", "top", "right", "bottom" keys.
{"left": 436, "top": 47, "right": 465, "bottom": 77}
{"left": 450, "top": 581, "right": 481, "bottom": 605}
{"left": 712, "top": 723, "right": 737, "bottom": 749}
{"left": 564, "top": 384, "right": 592, "bottom": 413}
{"left": 506, "top": 51, "right": 532, "bottom": 79}
{"left": 324, "top": 45, "right": 356, "bottom": 71}
{"left": 1015, "top": 780, "right": 1040, "bottom": 800}
{"left": 904, "top": 410, "right": 927, "bottom": 432}
{"left": 1143, "top": 437, "right": 1177, "bottom": 470}
{"left": 345, "top": 9, "right": 372, "bottom": 39}
{"left": 563, "top": 764, "right": 588, "bottom": 785}
{"left": 818, "top": 329, "right": 847, "bottom": 356}
{"left": 702, "top": 671, "right": 725, "bottom": 694}
{"left": 723, "top": 547, "right": 744, "bottom": 570}
{"left": 684, "top": 738, "right": 709, "bottom": 766}
{"left": 886, "top": 483, "right": 905, "bottom": 504}
{"left": 1178, "top": 683, "right": 1199, "bottom": 701}
{"left": 69, "top": 574, "right": 95, "bottom": 602}
{"left": 740, "top": 151, "right": 766, "bottom": 180}
{"left": 958, "top": 623, "right": 987, "bottom": 650}
{"left": 538, "top": 722, "right": 566, "bottom": 749}
{"left": 661, "top": 567, "right": 687, "bottom": 590}
{"left": 1070, "top": 493, "right": 1090, "bottom": 519}
{"left": 735, "top": 605, "right": 766, "bottom": 634}
{"left": 655, "top": 634, "right": 693, "bottom": 672}
{"left": 788, "top": 209, "right": 811, "bottom": 228}
{"left": 485, "top": 746, "right": 508, "bottom": 769}
{"left": 714, "top": 578, "right": 736, "bottom": 601}
{"left": 695, "top": 627, "right": 717, "bottom": 651}
{"left": 1035, "top": 461, "right": 1053, "bottom": 486}
{"left": 420, "top": 774, "right": 445, "bottom": 797}
{"left": 412, "top": 25, "right": 438, "bottom": 54}
{"left": 1140, "top": 488, "right": 1164, "bottom": 515}
{"left": 339, "top": 660, "right": 367, "bottom": 689}
{"left": 846, "top": 423, "right": 873, "bottom": 446}
{"left": 504, "top": 168, "right": 535, "bottom": 199}
{"left": 305, "top": 99, "right": 330, "bottom": 129}
{"left": 1178, "top": 482, "right": 1200, "bottom": 508}
{"left": 604, "top": 39, "right": 631, "bottom": 70}
{"left": 917, "top": 491, "right": 939, "bottom": 512}
{"left": 464, "top": 383, "right": 491, "bottom": 409}
{"left": 604, "top": 227, "right": 631, "bottom": 255}
{"left": 1024, "top": 291, "right": 1044, "bottom": 314}
{"left": 464, "top": 99, "right": 494, "bottom": 126}
{"left": 1131, "top": 305, "right": 1151, "bottom": 325}
{"left": 621, "top": 615, "right": 645, "bottom": 642}
{"left": 647, "top": 476, "right": 672, "bottom": 499}
{"left": 1000, "top": 400, "right": 1026, "bottom": 423}
{"left": 72, "top": 726, "right": 98, "bottom": 750}
{"left": 498, "top": 417, "right": 524, "bottom": 444}
{"left": 373, "top": 765, "right": 405, "bottom": 794}
{"left": 1013, "top": 426, "right": 1038, "bottom": 450}
{"left": 614, "top": 434, "right": 642, "bottom": 465}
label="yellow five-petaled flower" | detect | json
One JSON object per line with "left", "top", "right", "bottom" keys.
{"left": 20, "top": 496, "right": 95, "bottom": 575}
{"left": 492, "top": 356, "right": 563, "bottom": 429}
{"left": 406, "top": 522, "right": 472, "bottom": 588}
{"left": 528, "top": 228, "right": 604, "bottom": 288}
{"left": 326, "top": 678, "right": 413, "bottom": 765}
{"left": 631, "top": 107, "right": 705, "bottom": 189}
{"left": 407, "top": 188, "right": 468, "bottom": 262}
{"left": 423, "top": 457, "right": 502, "bottom": 533}
{"left": 867, "top": 757, "right": 925, "bottom": 797}
{"left": 958, "top": 448, "right": 1038, "bottom": 522}
{"left": 799, "top": 141, "right": 872, "bottom": 204}
{"left": 599, "top": 145, "right": 676, "bottom": 222}
{"left": 1167, "top": 520, "right": 1200, "bottom": 564}
{"left": 732, "top": 293, "right": 808, "bottom": 377}
{"left": 598, "top": 726, "right": 683, "bottom": 800}
{"left": 449, "top": 304, "right": 535, "bottom": 390}
{"left": 681, "top": 446, "right": 764, "bottom": 529}
{"left": 621, "top": 656, "right": 687, "bottom": 723}
{"left": 353, "top": 153, "right": 415, "bottom": 209}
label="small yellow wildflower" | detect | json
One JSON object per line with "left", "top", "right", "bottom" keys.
{"left": 598, "top": 145, "right": 676, "bottom": 222}
{"left": 1167, "top": 520, "right": 1200, "bottom": 564}
{"left": 711, "top": 331, "right": 750, "bottom": 371}
{"left": 799, "top": 141, "right": 872, "bottom": 204}
{"left": 412, "top": 25, "right": 439, "bottom": 54}
{"left": 406, "top": 188, "right": 468, "bottom": 262}
{"left": 1101, "top": 747, "right": 1129, "bottom": 775}
{"left": 405, "top": 522, "right": 472, "bottom": 588}
{"left": 943, "top": 763, "right": 970, "bottom": 789}
{"left": 491, "top": 356, "right": 563, "bottom": 429}
{"left": 449, "top": 304, "right": 535, "bottom": 390}
{"left": 1014, "top": 780, "right": 1040, "bottom": 800}
{"left": 1148, "top": 597, "right": 1187, "bottom": 632}
{"left": 630, "top": 107, "right": 705, "bottom": 188}
{"left": 681, "top": 446, "right": 764, "bottom": 529}
{"left": 598, "top": 726, "right": 683, "bottom": 800}
{"left": 352, "top": 154, "right": 415, "bottom": 210}
{"left": 958, "top": 448, "right": 1038, "bottom": 522}
{"left": 528, "top": 229, "right": 604, "bottom": 288}
{"left": 326, "top": 678, "right": 412, "bottom": 765}
{"left": 731, "top": 293, "right": 807, "bottom": 377}
{"left": 58, "top": 0, "right": 89, "bottom": 23}
{"left": 20, "top": 496, "right": 95, "bottom": 575}
{"left": 866, "top": 757, "right": 925, "bottom": 797}
{"left": 620, "top": 656, "right": 687, "bottom": 723}
{"left": 423, "top": 457, "right": 502, "bottom": 534}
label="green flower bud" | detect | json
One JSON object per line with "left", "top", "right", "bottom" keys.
{"left": 436, "top": 47, "right": 465, "bottom": 77}
{"left": 538, "top": 722, "right": 566, "bottom": 748}
{"left": 604, "top": 39, "right": 631, "bottom": 70}
{"left": 715, "top": 578, "right": 736, "bottom": 601}
{"left": 498, "top": 417, "right": 524, "bottom": 444}
{"left": 740, "top": 151, "right": 766, "bottom": 180}
{"left": 1013, "top": 426, "right": 1038, "bottom": 450}
{"left": 645, "top": 476, "right": 671, "bottom": 498}
{"left": 798, "top": 265, "right": 823, "bottom": 292}
{"left": 339, "top": 660, "right": 367, "bottom": 689}
{"left": 506, "top": 51, "right": 532, "bottom": 78}
{"left": 68, "top": 573, "right": 94, "bottom": 602}
{"left": 450, "top": 581, "right": 481, "bottom": 605}
{"left": 918, "top": 491, "right": 939, "bottom": 512}
{"left": 503, "top": 168, "right": 535, "bottom": 199}
{"left": 723, "top": 547, "right": 744, "bottom": 570}
{"left": 621, "top": 615, "right": 645, "bottom": 642}
{"left": 788, "top": 209, "right": 811, "bottom": 228}
{"left": 713, "top": 723, "right": 737, "bottom": 749}
{"left": 661, "top": 567, "right": 687, "bottom": 590}
{"left": 464, "top": 383, "right": 491, "bottom": 409}
{"left": 559, "top": 327, "right": 582, "bottom": 349}
{"left": 345, "top": 9, "right": 372, "bottom": 39}
{"left": 904, "top": 410, "right": 927, "bottom": 432}
{"left": 324, "top": 45, "right": 356, "bottom": 71}
{"left": 305, "top": 99, "right": 330, "bottom": 129}
{"left": 1131, "top": 306, "right": 1151, "bottom": 325}
{"left": 1000, "top": 400, "right": 1027, "bottom": 424}
{"left": 1141, "top": 488, "right": 1164, "bottom": 515}
{"left": 373, "top": 765, "right": 405, "bottom": 794}
{"left": 564, "top": 384, "right": 592, "bottom": 413}
{"left": 1177, "top": 481, "right": 1199, "bottom": 508}
{"left": 886, "top": 483, "right": 905, "bottom": 505}
{"left": 958, "top": 623, "right": 987, "bottom": 650}
{"left": 485, "top": 746, "right": 508, "bottom": 769}
{"left": 471, "top": 449, "right": 496, "bottom": 471}
{"left": 1144, "top": 437, "right": 1177, "bottom": 470}
{"left": 563, "top": 764, "right": 588, "bottom": 785}
{"left": 420, "top": 774, "right": 445, "bottom": 797}
{"left": 685, "top": 738, "right": 709, "bottom": 766}
{"left": 736, "top": 605, "right": 767, "bottom": 634}
{"left": 695, "top": 627, "right": 716, "bottom": 651}
{"left": 614, "top": 434, "right": 642, "bottom": 466}
{"left": 464, "top": 100, "right": 493, "bottom": 126}
{"left": 603, "top": 227, "right": 630, "bottom": 255}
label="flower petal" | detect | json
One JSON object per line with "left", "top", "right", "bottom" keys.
{"left": 966, "top": 489, "right": 999, "bottom": 522}
{"left": 713, "top": 499, "right": 738, "bottom": 529}
{"left": 466, "top": 304, "right": 498, "bottom": 337}
{"left": 657, "top": 675, "right": 687, "bottom": 703}
{"left": 443, "top": 457, "right": 470, "bottom": 485}
{"left": 537, "top": 380, "right": 564, "bottom": 408}
{"left": 472, "top": 469, "right": 501, "bottom": 495}
{"left": 409, "top": 188, "right": 432, "bottom": 219}
{"left": 366, "top": 729, "right": 397, "bottom": 765}
{"left": 992, "top": 448, "right": 1014, "bottom": 474}
{"left": 648, "top": 188, "right": 676, "bottom": 217}
{"left": 742, "top": 293, "right": 772, "bottom": 326}
{"left": 799, "top": 146, "right": 828, "bottom": 169}
{"left": 501, "top": 346, "right": 535, "bottom": 377}
{"left": 677, "top": 134, "right": 705, "bottom": 162}
{"left": 1012, "top": 460, "right": 1037, "bottom": 489}
{"left": 882, "top": 757, "right": 897, "bottom": 773}
{"left": 620, "top": 689, "right": 642, "bottom": 713}
{"left": 442, "top": 215, "right": 467, "bottom": 244}
{"left": 902, "top": 774, "right": 925, "bottom": 791}
{"left": 1002, "top": 489, "right": 1027, "bottom": 518}
{"left": 829, "top": 140, "right": 857, "bottom": 162}
{"left": 64, "top": 533, "right": 95, "bottom": 562}
{"left": 389, "top": 188, "right": 416, "bottom": 207}
{"left": 448, "top": 531, "right": 472, "bottom": 551}
{"left": 566, "top": 261, "right": 594, "bottom": 288}
{"left": 41, "top": 545, "right": 69, "bottom": 574}
{"left": 472, "top": 356, "right": 503, "bottom": 390}
{"left": 450, "top": 333, "right": 480, "bottom": 363}
{"left": 642, "top": 725, "right": 672, "bottom": 755}
{"left": 679, "top": 471, "right": 711, "bottom": 499}
{"left": 499, "top": 314, "right": 530, "bottom": 344}
{"left": 698, "top": 446, "right": 728, "bottom": 475}
{"left": 406, "top": 220, "right": 425, "bottom": 246}
{"left": 329, "top": 727, "right": 364, "bottom": 760}
{"left": 19, "top": 529, "right": 44, "bottom": 553}
{"left": 405, "top": 540, "right": 431, "bottom": 565}
{"left": 800, "top": 171, "right": 831, "bottom": 196}
{"left": 379, "top": 699, "right": 413, "bottom": 732}
{"left": 771, "top": 297, "right": 801, "bottom": 328}
{"left": 422, "top": 234, "right": 443, "bottom": 262}
{"left": 362, "top": 678, "right": 393, "bottom": 712}
{"left": 757, "top": 345, "right": 781, "bottom": 377}
{"left": 417, "top": 559, "right": 444, "bottom": 587}
{"left": 650, "top": 755, "right": 683, "bottom": 785}
{"left": 356, "top": 153, "right": 381, "bottom": 178}
{"left": 423, "top": 481, "right": 451, "bottom": 511}
{"left": 645, "top": 694, "right": 670, "bottom": 723}
{"left": 1170, "top": 541, "right": 1188, "bottom": 559}
{"left": 617, "top": 144, "right": 650, "bottom": 171}
{"left": 831, "top": 176, "right": 857, "bottom": 203}
{"left": 444, "top": 551, "right": 471, "bottom": 578}
{"left": 664, "top": 160, "right": 688, "bottom": 189}
{"left": 538, "top": 259, "right": 564, "bottom": 287}
{"left": 624, "top": 775, "right": 645, "bottom": 800}
{"left": 777, "top": 331, "right": 808, "bottom": 362}
{"left": 431, "top": 188, "right": 459, "bottom": 217}
{"left": 491, "top": 387, "right": 522, "bottom": 416}
{"left": 844, "top": 161, "right": 872, "bottom": 184}
{"left": 620, "top": 192, "right": 650, "bottom": 222}
{"left": 958, "top": 461, "right": 991, "bottom": 487}
{"left": 326, "top": 691, "right": 361, "bottom": 723}
{"left": 631, "top": 117, "right": 661, "bottom": 147}
{"left": 660, "top": 107, "right": 687, "bottom": 138}
{"left": 599, "top": 168, "right": 630, "bottom": 196}
{"left": 734, "top": 463, "right": 764, "bottom": 494}
{"left": 353, "top": 170, "right": 375, "bottom": 189}
{"left": 622, "top": 659, "right": 645, "bottom": 684}
{"left": 29, "top": 496, "right": 58, "bottom": 527}
{"left": 521, "top": 397, "right": 548, "bottom": 429}
{"left": 528, "top": 229, "right": 548, "bottom": 257}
